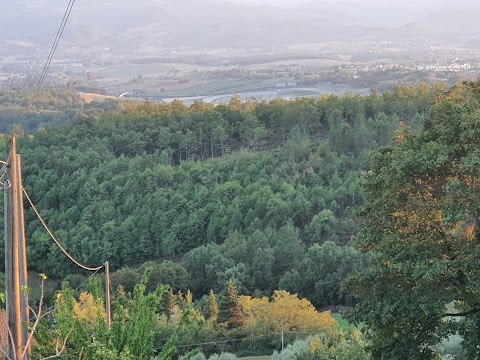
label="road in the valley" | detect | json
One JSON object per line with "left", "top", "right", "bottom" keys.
{"left": 158, "top": 87, "right": 326, "bottom": 105}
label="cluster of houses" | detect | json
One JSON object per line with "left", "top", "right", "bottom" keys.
{"left": 416, "top": 62, "right": 472, "bottom": 72}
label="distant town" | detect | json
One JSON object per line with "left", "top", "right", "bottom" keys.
{"left": 1, "top": 40, "right": 479, "bottom": 100}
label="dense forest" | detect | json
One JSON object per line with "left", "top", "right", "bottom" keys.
{"left": 3, "top": 81, "right": 473, "bottom": 359}
{"left": 2, "top": 84, "right": 440, "bottom": 304}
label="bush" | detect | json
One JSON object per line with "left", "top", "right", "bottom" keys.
{"left": 272, "top": 337, "right": 311, "bottom": 360}
{"left": 179, "top": 352, "right": 237, "bottom": 360}
{"left": 209, "top": 352, "right": 238, "bottom": 360}
{"left": 178, "top": 351, "right": 207, "bottom": 360}
{"left": 295, "top": 331, "right": 370, "bottom": 360}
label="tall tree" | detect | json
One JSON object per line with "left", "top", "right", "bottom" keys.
{"left": 346, "top": 81, "right": 480, "bottom": 359}
{"left": 218, "top": 279, "right": 244, "bottom": 329}
{"left": 209, "top": 290, "right": 219, "bottom": 320}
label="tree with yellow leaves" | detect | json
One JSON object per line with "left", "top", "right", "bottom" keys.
{"left": 73, "top": 292, "right": 106, "bottom": 327}
{"left": 209, "top": 290, "right": 219, "bottom": 320}
{"left": 32, "top": 268, "right": 179, "bottom": 360}
{"left": 239, "top": 290, "right": 336, "bottom": 333}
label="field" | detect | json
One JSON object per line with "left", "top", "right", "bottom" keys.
{"left": 73, "top": 49, "right": 367, "bottom": 99}
{"left": 82, "top": 63, "right": 210, "bottom": 79}
{"left": 161, "top": 79, "right": 284, "bottom": 98}
{"left": 79, "top": 93, "right": 117, "bottom": 103}
{"left": 250, "top": 58, "right": 350, "bottom": 68}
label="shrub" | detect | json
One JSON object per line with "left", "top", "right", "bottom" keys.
{"left": 272, "top": 337, "right": 311, "bottom": 360}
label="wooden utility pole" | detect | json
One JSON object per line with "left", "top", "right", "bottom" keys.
{"left": 105, "top": 261, "right": 112, "bottom": 330}
{"left": 5, "top": 137, "right": 29, "bottom": 360}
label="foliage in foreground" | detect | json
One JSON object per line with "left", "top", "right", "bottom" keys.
{"left": 157, "top": 280, "right": 337, "bottom": 358}
{"left": 33, "top": 269, "right": 173, "bottom": 360}
{"left": 270, "top": 331, "right": 370, "bottom": 360}
{"left": 346, "top": 80, "right": 480, "bottom": 359}
{"left": 0, "top": 273, "right": 337, "bottom": 360}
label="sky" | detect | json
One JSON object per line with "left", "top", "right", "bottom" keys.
{"left": 4, "top": 0, "right": 480, "bottom": 47}
{"left": 219, "top": 0, "right": 411, "bottom": 6}
{"left": 218, "top": 0, "right": 310, "bottom": 7}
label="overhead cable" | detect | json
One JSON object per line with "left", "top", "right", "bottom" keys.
{"left": 155, "top": 331, "right": 329, "bottom": 351}
{"left": 26, "top": 0, "right": 77, "bottom": 114}
{"left": 43, "top": 266, "right": 104, "bottom": 317}
{"left": 22, "top": 186, "right": 103, "bottom": 271}
{"left": 156, "top": 334, "right": 279, "bottom": 350}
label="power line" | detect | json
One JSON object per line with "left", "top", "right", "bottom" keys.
{"left": 43, "top": 266, "right": 104, "bottom": 317}
{"left": 26, "top": 0, "right": 77, "bottom": 115}
{"left": 283, "top": 331, "right": 328, "bottom": 335}
{"left": 27, "top": 0, "right": 76, "bottom": 113}
{"left": 22, "top": 186, "right": 103, "bottom": 272}
{"left": 155, "top": 331, "right": 329, "bottom": 351}
{"left": 156, "top": 334, "right": 280, "bottom": 351}
{"left": 73, "top": 267, "right": 104, "bottom": 292}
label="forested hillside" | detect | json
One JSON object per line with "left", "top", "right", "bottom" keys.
{"left": 1, "top": 83, "right": 443, "bottom": 310}
{"left": 0, "top": 88, "right": 122, "bottom": 133}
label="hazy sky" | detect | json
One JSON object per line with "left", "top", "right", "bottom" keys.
{"left": 220, "top": 0, "right": 403, "bottom": 6}
{"left": 219, "top": 0, "right": 310, "bottom": 7}
{"left": 219, "top": 0, "right": 480, "bottom": 7}
{"left": 5, "top": 0, "right": 480, "bottom": 45}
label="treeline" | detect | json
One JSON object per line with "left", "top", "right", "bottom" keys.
{"left": 51, "top": 83, "right": 439, "bottom": 164}
{"left": 5, "top": 83, "right": 443, "bottom": 308}
{"left": 0, "top": 88, "right": 123, "bottom": 133}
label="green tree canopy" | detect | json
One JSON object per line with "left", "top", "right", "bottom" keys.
{"left": 346, "top": 80, "right": 480, "bottom": 359}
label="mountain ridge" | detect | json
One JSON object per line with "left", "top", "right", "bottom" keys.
{"left": 2, "top": 1, "right": 480, "bottom": 52}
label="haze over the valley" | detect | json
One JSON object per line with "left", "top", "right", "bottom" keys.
{"left": 3, "top": 0, "right": 480, "bottom": 52}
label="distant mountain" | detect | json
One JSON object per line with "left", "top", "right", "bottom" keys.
{"left": 2, "top": 0, "right": 480, "bottom": 53}
{"left": 463, "top": 38, "right": 480, "bottom": 49}
{"left": 0, "top": 0, "right": 378, "bottom": 51}
{"left": 402, "top": 11, "right": 480, "bottom": 39}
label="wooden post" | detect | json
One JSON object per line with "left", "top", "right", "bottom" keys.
{"left": 16, "top": 154, "right": 29, "bottom": 354}
{"left": 105, "top": 261, "right": 112, "bottom": 330}
{"left": 4, "top": 137, "right": 29, "bottom": 359}
{"left": 281, "top": 331, "right": 284, "bottom": 360}
{"left": 4, "top": 143, "right": 17, "bottom": 360}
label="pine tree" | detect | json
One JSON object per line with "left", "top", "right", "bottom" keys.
{"left": 186, "top": 289, "right": 193, "bottom": 305}
{"left": 209, "top": 289, "right": 219, "bottom": 319}
{"left": 165, "top": 289, "right": 177, "bottom": 322}
{"left": 218, "top": 279, "right": 244, "bottom": 329}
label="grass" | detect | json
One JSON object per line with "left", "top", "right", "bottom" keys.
{"left": 239, "top": 356, "right": 271, "bottom": 360}
{"left": 80, "top": 61, "right": 373, "bottom": 99}
{"left": 331, "top": 313, "right": 351, "bottom": 330}
{"left": 82, "top": 64, "right": 173, "bottom": 79}
{"left": 161, "top": 80, "right": 268, "bottom": 97}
